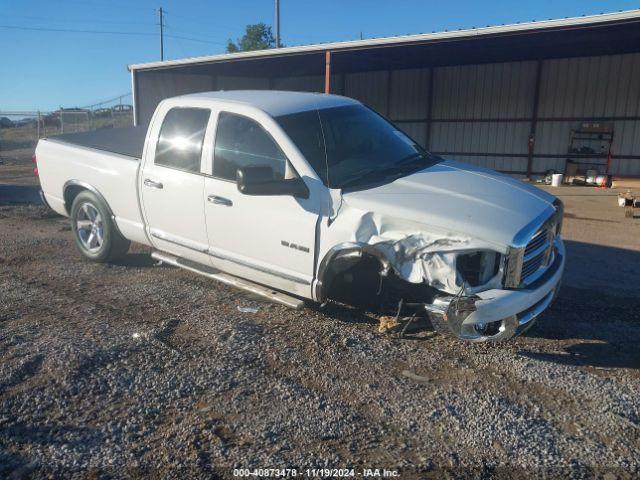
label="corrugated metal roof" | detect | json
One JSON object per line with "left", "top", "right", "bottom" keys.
{"left": 128, "top": 9, "right": 640, "bottom": 72}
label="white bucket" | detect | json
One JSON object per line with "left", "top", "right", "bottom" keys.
{"left": 551, "top": 173, "right": 564, "bottom": 187}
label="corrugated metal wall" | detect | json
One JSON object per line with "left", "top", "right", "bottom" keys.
{"left": 217, "top": 76, "right": 270, "bottom": 90}
{"left": 135, "top": 71, "right": 215, "bottom": 125}
{"left": 341, "top": 62, "right": 537, "bottom": 174}
{"left": 429, "top": 61, "right": 537, "bottom": 174}
{"left": 535, "top": 54, "right": 640, "bottom": 175}
{"left": 273, "top": 75, "right": 324, "bottom": 92}
{"left": 344, "top": 70, "right": 389, "bottom": 115}
{"left": 338, "top": 53, "right": 640, "bottom": 176}
{"left": 134, "top": 52, "right": 640, "bottom": 176}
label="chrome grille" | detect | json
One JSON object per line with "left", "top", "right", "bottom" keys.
{"left": 524, "top": 229, "right": 549, "bottom": 256}
{"left": 503, "top": 206, "right": 562, "bottom": 289}
{"left": 521, "top": 225, "right": 554, "bottom": 284}
{"left": 522, "top": 250, "right": 546, "bottom": 278}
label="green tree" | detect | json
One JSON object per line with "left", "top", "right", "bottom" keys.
{"left": 226, "top": 23, "right": 277, "bottom": 53}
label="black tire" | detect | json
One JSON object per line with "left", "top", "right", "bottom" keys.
{"left": 70, "top": 190, "right": 130, "bottom": 263}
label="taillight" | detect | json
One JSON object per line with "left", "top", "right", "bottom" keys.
{"left": 32, "top": 153, "right": 38, "bottom": 176}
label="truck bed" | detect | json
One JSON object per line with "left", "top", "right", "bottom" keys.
{"left": 37, "top": 129, "right": 148, "bottom": 245}
{"left": 50, "top": 125, "right": 147, "bottom": 159}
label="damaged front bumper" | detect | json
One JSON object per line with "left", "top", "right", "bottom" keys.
{"left": 426, "top": 237, "right": 565, "bottom": 342}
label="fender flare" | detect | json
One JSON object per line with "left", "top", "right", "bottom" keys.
{"left": 62, "top": 180, "right": 124, "bottom": 237}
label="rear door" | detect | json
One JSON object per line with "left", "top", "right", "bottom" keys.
{"left": 140, "top": 106, "right": 213, "bottom": 265}
{"left": 203, "top": 109, "right": 321, "bottom": 297}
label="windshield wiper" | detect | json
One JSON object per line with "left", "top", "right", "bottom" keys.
{"left": 338, "top": 153, "right": 432, "bottom": 190}
{"left": 339, "top": 164, "right": 414, "bottom": 189}
{"left": 397, "top": 152, "right": 430, "bottom": 166}
{"left": 338, "top": 168, "right": 382, "bottom": 189}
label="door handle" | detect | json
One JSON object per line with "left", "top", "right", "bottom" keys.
{"left": 207, "top": 195, "right": 233, "bottom": 206}
{"left": 144, "top": 178, "right": 163, "bottom": 189}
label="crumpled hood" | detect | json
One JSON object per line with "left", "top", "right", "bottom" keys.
{"left": 341, "top": 159, "right": 556, "bottom": 248}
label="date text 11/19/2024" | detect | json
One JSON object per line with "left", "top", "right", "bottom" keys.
{"left": 232, "top": 468, "right": 400, "bottom": 477}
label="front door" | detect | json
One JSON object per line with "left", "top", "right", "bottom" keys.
{"left": 140, "top": 106, "right": 212, "bottom": 265}
{"left": 203, "top": 110, "right": 320, "bottom": 297}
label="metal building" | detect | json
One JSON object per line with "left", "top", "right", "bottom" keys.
{"left": 128, "top": 10, "right": 640, "bottom": 177}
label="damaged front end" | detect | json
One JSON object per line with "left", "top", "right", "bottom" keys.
{"left": 315, "top": 204, "right": 564, "bottom": 342}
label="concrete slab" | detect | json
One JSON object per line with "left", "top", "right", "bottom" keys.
{"left": 538, "top": 184, "right": 640, "bottom": 297}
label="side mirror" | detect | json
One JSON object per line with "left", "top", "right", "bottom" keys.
{"left": 237, "top": 166, "right": 309, "bottom": 199}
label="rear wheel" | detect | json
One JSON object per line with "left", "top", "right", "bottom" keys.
{"left": 70, "top": 191, "right": 130, "bottom": 263}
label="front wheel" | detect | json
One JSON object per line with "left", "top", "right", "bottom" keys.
{"left": 70, "top": 191, "right": 130, "bottom": 263}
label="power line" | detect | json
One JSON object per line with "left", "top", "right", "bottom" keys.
{"left": 0, "top": 10, "right": 234, "bottom": 57}
{"left": 160, "top": 16, "right": 229, "bottom": 50}
{"left": 164, "top": 31, "right": 227, "bottom": 46}
{"left": 170, "top": 33, "right": 190, "bottom": 58}
{"left": 0, "top": 14, "right": 151, "bottom": 27}
{"left": 0, "top": 22, "right": 321, "bottom": 48}
{"left": 162, "top": 9, "right": 278, "bottom": 48}
{"left": 0, "top": 24, "right": 157, "bottom": 37}
{"left": 0, "top": 21, "right": 230, "bottom": 48}
{"left": 162, "top": 10, "right": 239, "bottom": 31}
{"left": 167, "top": 25, "right": 234, "bottom": 43}
{"left": 54, "top": 0, "right": 156, "bottom": 12}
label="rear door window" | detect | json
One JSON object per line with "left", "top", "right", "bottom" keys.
{"left": 213, "top": 112, "right": 286, "bottom": 181}
{"left": 155, "top": 107, "right": 210, "bottom": 173}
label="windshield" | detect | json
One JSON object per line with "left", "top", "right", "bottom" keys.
{"left": 276, "top": 104, "right": 441, "bottom": 190}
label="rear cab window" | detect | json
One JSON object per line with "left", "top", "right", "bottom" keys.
{"left": 155, "top": 107, "right": 211, "bottom": 173}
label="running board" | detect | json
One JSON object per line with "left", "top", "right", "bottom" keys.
{"left": 151, "top": 251, "right": 305, "bottom": 309}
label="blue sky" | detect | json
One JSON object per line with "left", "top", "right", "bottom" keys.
{"left": 1, "top": 0, "right": 638, "bottom": 111}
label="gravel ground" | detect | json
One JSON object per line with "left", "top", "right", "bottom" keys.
{"left": 1, "top": 201, "right": 639, "bottom": 479}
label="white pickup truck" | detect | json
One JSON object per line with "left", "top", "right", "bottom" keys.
{"left": 36, "top": 90, "right": 565, "bottom": 342}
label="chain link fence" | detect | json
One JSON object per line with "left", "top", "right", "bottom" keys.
{"left": 0, "top": 95, "right": 133, "bottom": 185}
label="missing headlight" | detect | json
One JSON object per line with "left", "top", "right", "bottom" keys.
{"left": 457, "top": 251, "right": 501, "bottom": 287}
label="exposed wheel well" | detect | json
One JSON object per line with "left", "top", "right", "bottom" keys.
{"left": 319, "top": 248, "right": 438, "bottom": 311}
{"left": 325, "top": 253, "right": 384, "bottom": 306}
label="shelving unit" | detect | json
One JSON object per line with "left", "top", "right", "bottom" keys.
{"left": 563, "top": 122, "right": 614, "bottom": 183}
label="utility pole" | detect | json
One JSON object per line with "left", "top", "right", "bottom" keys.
{"left": 159, "top": 7, "right": 164, "bottom": 61}
{"left": 274, "top": 0, "right": 281, "bottom": 48}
